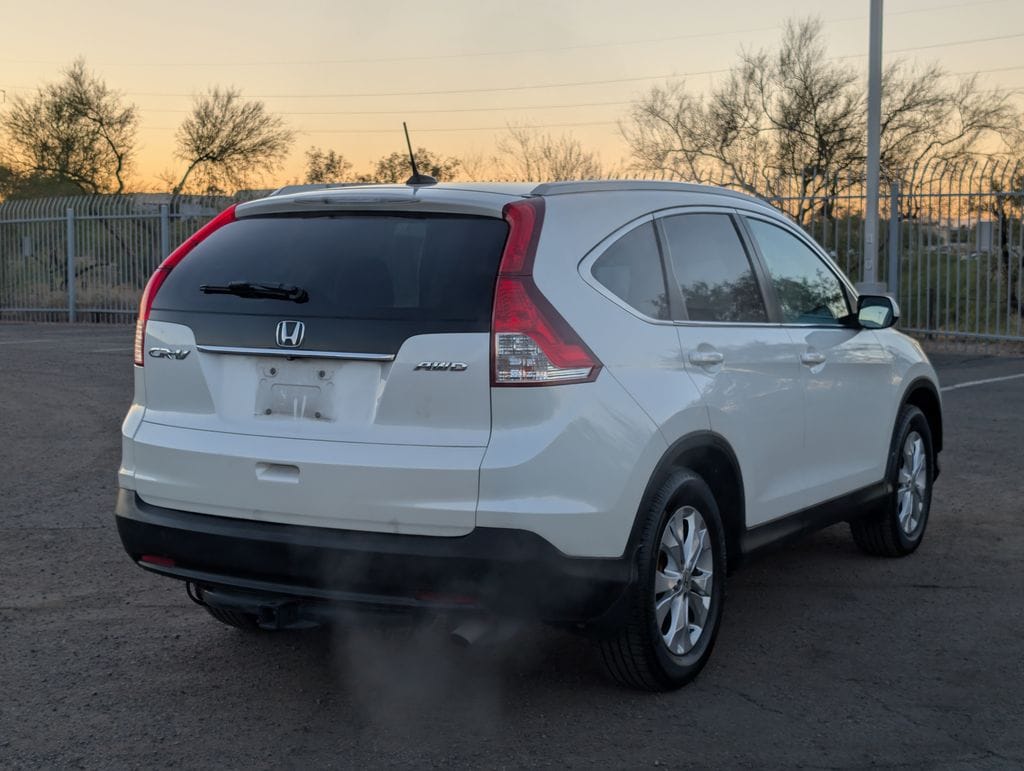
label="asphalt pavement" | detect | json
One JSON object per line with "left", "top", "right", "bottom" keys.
{"left": 1, "top": 323, "right": 1022, "bottom": 769}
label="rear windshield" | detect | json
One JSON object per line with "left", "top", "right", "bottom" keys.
{"left": 156, "top": 213, "right": 509, "bottom": 324}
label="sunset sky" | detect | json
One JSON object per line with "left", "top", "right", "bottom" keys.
{"left": 2, "top": 0, "right": 1022, "bottom": 189}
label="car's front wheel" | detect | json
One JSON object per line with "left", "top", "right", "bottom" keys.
{"left": 599, "top": 469, "right": 727, "bottom": 691}
{"left": 851, "top": 404, "right": 934, "bottom": 557}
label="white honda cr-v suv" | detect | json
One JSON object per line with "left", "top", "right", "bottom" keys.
{"left": 116, "top": 180, "right": 942, "bottom": 690}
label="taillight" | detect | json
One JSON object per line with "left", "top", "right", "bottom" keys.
{"left": 134, "top": 205, "right": 237, "bottom": 366}
{"left": 492, "top": 199, "right": 601, "bottom": 386}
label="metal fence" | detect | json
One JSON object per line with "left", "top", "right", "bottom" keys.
{"left": 760, "top": 158, "right": 1024, "bottom": 342}
{"left": 0, "top": 195, "right": 230, "bottom": 322}
{"left": 1, "top": 163, "right": 1022, "bottom": 341}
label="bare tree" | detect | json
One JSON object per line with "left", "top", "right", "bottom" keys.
{"left": 304, "top": 147, "right": 353, "bottom": 183}
{"left": 0, "top": 163, "right": 20, "bottom": 200}
{"left": 369, "top": 147, "right": 460, "bottom": 183}
{"left": 173, "top": 87, "right": 294, "bottom": 195}
{"left": 624, "top": 19, "right": 862, "bottom": 222}
{"left": 495, "top": 125, "right": 607, "bottom": 181}
{"left": 0, "top": 166, "right": 85, "bottom": 200}
{"left": 0, "top": 59, "right": 138, "bottom": 193}
{"left": 880, "top": 64, "right": 1018, "bottom": 189}
{"left": 622, "top": 17, "right": 1020, "bottom": 221}
{"left": 454, "top": 150, "right": 490, "bottom": 181}
{"left": 975, "top": 156, "right": 1024, "bottom": 317}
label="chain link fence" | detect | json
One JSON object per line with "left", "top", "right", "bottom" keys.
{"left": 1, "top": 166, "right": 1022, "bottom": 341}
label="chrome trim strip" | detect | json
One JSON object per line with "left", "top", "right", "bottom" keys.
{"left": 196, "top": 345, "right": 395, "bottom": 362}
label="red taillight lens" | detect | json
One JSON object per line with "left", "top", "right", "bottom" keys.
{"left": 498, "top": 196, "right": 543, "bottom": 274}
{"left": 491, "top": 199, "right": 600, "bottom": 386}
{"left": 139, "top": 554, "right": 176, "bottom": 568}
{"left": 134, "top": 205, "right": 237, "bottom": 366}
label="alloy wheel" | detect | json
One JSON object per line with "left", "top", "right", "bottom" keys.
{"left": 897, "top": 430, "right": 928, "bottom": 536}
{"left": 654, "top": 506, "right": 715, "bottom": 655}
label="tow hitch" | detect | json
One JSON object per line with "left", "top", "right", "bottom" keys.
{"left": 187, "top": 583, "right": 321, "bottom": 630}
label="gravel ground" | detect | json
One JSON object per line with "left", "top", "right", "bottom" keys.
{"left": 1, "top": 324, "right": 1022, "bottom": 769}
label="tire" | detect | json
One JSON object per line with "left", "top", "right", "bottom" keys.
{"left": 850, "top": 404, "right": 934, "bottom": 557}
{"left": 204, "top": 605, "right": 263, "bottom": 631}
{"left": 599, "top": 469, "right": 727, "bottom": 691}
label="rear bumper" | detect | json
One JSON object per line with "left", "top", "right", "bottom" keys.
{"left": 114, "top": 489, "right": 635, "bottom": 628}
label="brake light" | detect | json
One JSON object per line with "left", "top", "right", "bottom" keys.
{"left": 134, "top": 205, "right": 237, "bottom": 366}
{"left": 492, "top": 199, "right": 601, "bottom": 386}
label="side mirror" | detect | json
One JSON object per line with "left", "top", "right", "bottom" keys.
{"left": 857, "top": 295, "right": 899, "bottom": 329}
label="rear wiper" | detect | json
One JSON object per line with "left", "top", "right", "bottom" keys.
{"left": 200, "top": 281, "right": 309, "bottom": 303}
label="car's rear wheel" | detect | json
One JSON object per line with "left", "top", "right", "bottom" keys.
{"left": 599, "top": 469, "right": 726, "bottom": 691}
{"left": 851, "top": 404, "right": 934, "bottom": 557}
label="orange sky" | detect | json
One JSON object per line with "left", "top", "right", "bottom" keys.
{"left": 2, "top": 0, "right": 1022, "bottom": 189}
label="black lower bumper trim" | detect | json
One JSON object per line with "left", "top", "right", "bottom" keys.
{"left": 115, "top": 490, "right": 634, "bottom": 626}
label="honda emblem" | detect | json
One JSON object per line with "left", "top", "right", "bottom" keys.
{"left": 275, "top": 320, "right": 305, "bottom": 348}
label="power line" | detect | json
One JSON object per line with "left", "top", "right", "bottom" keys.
{"left": 3, "top": 20, "right": 1019, "bottom": 129}
{"left": 9, "top": 28, "right": 1020, "bottom": 102}
{"left": 135, "top": 74, "right": 1021, "bottom": 117}
{"left": 146, "top": 120, "right": 622, "bottom": 134}
{"left": 953, "top": 65, "right": 1024, "bottom": 76}
{"left": 0, "top": 23, "right": 785, "bottom": 68}
{"left": 836, "top": 31, "right": 1024, "bottom": 59}
{"left": 0, "top": 0, "right": 1008, "bottom": 70}
{"left": 139, "top": 100, "right": 633, "bottom": 116}
{"left": 6, "top": 69, "right": 730, "bottom": 99}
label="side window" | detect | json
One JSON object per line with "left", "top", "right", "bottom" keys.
{"left": 660, "top": 213, "right": 768, "bottom": 323}
{"left": 591, "top": 222, "right": 670, "bottom": 320}
{"left": 745, "top": 218, "right": 851, "bottom": 325}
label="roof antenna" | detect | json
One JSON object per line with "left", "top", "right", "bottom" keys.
{"left": 403, "top": 122, "right": 437, "bottom": 186}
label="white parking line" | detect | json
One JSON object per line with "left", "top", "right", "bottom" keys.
{"left": 941, "top": 373, "right": 1024, "bottom": 392}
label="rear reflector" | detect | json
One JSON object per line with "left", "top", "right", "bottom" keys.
{"left": 140, "top": 554, "right": 176, "bottom": 568}
{"left": 492, "top": 199, "right": 600, "bottom": 386}
{"left": 134, "top": 205, "right": 237, "bottom": 366}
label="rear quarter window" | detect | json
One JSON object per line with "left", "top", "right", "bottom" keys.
{"left": 591, "top": 222, "right": 670, "bottom": 320}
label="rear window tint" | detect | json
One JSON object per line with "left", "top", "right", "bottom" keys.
{"left": 591, "top": 222, "right": 670, "bottom": 320}
{"left": 661, "top": 213, "right": 768, "bottom": 323}
{"left": 155, "top": 213, "right": 509, "bottom": 324}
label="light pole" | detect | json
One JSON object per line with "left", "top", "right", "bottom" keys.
{"left": 860, "top": 0, "right": 885, "bottom": 294}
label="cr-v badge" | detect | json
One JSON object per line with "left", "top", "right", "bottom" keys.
{"left": 276, "top": 320, "right": 305, "bottom": 348}
{"left": 149, "top": 348, "right": 190, "bottom": 360}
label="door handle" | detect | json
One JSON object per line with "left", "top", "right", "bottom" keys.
{"left": 688, "top": 350, "right": 725, "bottom": 366}
{"left": 800, "top": 351, "right": 827, "bottom": 366}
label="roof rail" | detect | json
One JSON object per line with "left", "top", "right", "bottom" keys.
{"left": 528, "top": 179, "right": 775, "bottom": 209}
{"left": 269, "top": 182, "right": 372, "bottom": 197}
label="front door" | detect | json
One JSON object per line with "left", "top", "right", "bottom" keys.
{"left": 742, "top": 215, "right": 895, "bottom": 506}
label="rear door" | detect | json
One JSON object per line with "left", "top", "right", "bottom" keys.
{"left": 656, "top": 209, "right": 809, "bottom": 528}
{"left": 134, "top": 207, "right": 510, "bottom": 535}
{"left": 583, "top": 216, "right": 702, "bottom": 436}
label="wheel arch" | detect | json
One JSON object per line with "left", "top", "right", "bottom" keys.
{"left": 627, "top": 431, "right": 746, "bottom": 570}
{"left": 901, "top": 377, "right": 943, "bottom": 455}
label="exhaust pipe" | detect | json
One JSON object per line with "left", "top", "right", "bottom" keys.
{"left": 450, "top": 617, "right": 522, "bottom": 647}
{"left": 450, "top": 617, "right": 492, "bottom": 647}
